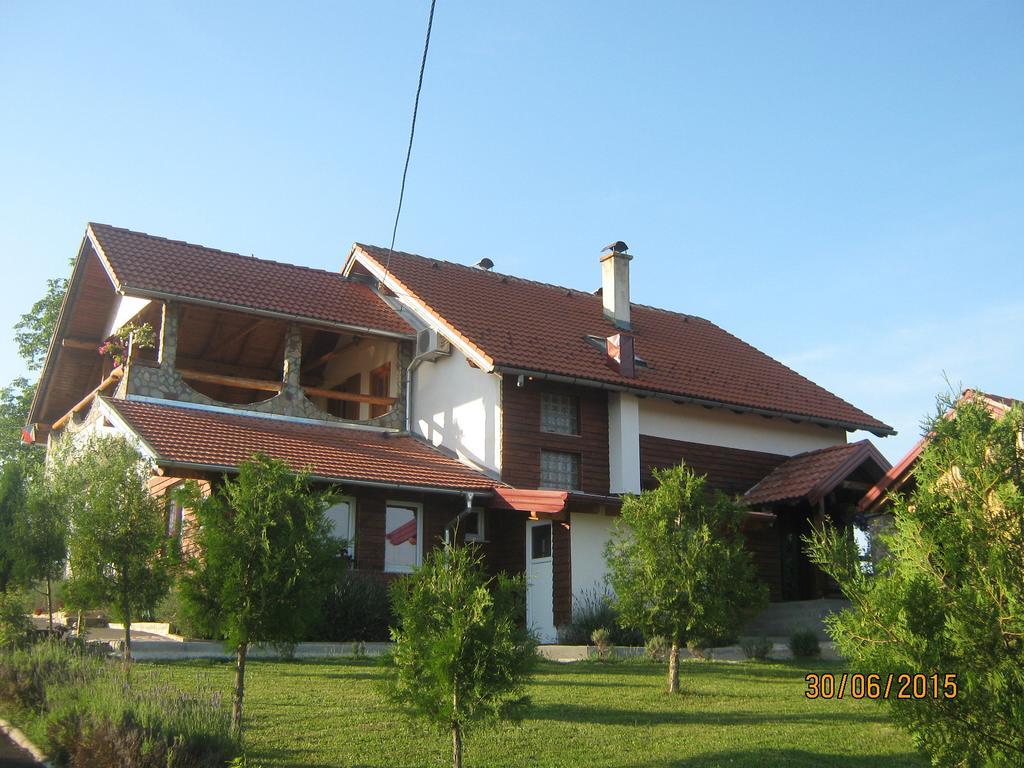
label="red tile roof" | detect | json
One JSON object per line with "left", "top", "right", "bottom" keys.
{"left": 88, "top": 223, "right": 413, "bottom": 337}
{"left": 352, "top": 244, "right": 893, "bottom": 435}
{"left": 742, "top": 440, "right": 891, "bottom": 506}
{"left": 103, "top": 398, "right": 497, "bottom": 492}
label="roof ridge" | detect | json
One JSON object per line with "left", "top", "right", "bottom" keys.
{"left": 90, "top": 222, "right": 348, "bottom": 281}
{"left": 356, "top": 242, "right": 639, "bottom": 302}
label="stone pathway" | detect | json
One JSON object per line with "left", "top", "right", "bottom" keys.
{"left": 0, "top": 730, "right": 42, "bottom": 767}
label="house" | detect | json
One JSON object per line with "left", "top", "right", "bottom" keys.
{"left": 858, "top": 390, "right": 1022, "bottom": 518}
{"left": 27, "top": 223, "right": 895, "bottom": 642}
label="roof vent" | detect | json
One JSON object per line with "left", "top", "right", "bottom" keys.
{"left": 474, "top": 257, "right": 494, "bottom": 271}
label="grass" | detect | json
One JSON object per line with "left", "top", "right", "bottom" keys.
{"left": 129, "top": 656, "right": 927, "bottom": 768}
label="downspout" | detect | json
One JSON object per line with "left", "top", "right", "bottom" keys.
{"left": 444, "top": 492, "right": 476, "bottom": 545}
{"left": 404, "top": 349, "right": 434, "bottom": 433}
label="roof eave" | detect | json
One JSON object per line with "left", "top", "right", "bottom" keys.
{"left": 155, "top": 459, "right": 494, "bottom": 497}
{"left": 118, "top": 286, "right": 416, "bottom": 341}
{"left": 493, "top": 364, "right": 896, "bottom": 436}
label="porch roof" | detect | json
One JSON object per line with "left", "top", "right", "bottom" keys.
{"left": 101, "top": 397, "right": 498, "bottom": 493}
{"left": 742, "top": 440, "right": 891, "bottom": 507}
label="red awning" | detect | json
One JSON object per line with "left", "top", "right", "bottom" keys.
{"left": 491, "top": 487, "right": 569, "bottom": 514}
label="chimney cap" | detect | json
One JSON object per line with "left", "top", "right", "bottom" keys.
{"left": 601, "top": 240, "right": 629, "bottom": 254}
{"left": 473, "top": 257, "right": 495, "bottom": 271}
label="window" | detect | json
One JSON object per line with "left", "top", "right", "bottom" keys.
{"left": 540, "top": 392, "right": 579, "bottom": 435}
{"left": 324, "top": 498, "right": 356, "bottom": 557}
{"left": 540, "top": 450, "right": 580, "bottom": 490}
{"left": 461, "top": 508, "right": 485, "bottom": 542}
{"left": 531, "top": 523, "right": 552, "bottom": 560}
{"left": 384, "top": 502, "right": 421, "bottom": 573}
{"left": 369, "top": 363, "right": 392, "bottom": 418}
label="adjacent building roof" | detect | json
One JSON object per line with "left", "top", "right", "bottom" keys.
{"left": 102, "top": 398, "right": 498, "bottom": 493}
{"left": 351, "top": 244, "right": 893, "bottom": 435}
{"left": 742, "top": 440, "right": 891, "bottom": 507}
{"left": 858, "top": 390, "right": 1021, "bottom": 513}
{"left": 88, "top": 223, "right": 413, "bottom": 337}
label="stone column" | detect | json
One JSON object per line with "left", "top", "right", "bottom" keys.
{"left": 282, "top": 324, "right": 303, "bottom": 401}
{"left": 158, "top": 301, "right": 179, "bottom": 370}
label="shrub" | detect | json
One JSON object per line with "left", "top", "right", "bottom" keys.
{"left": 739, "top": 635, "right": 773, "bottom": 661}
{"left": 318, "top": 570, "right": 394, "bottom": 642}
{"left": 590, "top": 628, "right": 613, "bottom": 661}
{"left": 0, "top": 639, "right": 102, "bottom": 713}
{"left": 645, "top": 635, "right": 668, "bottom": 663}
{"left": 686, "top": 638, "right": 712, "bottom": 661}
{"left": 556, "top": 588, "right": 642, "bottom": 646}
{"left": 0, "top": 589, "right": 31, "bottom": 650}
{"left": 788, "top": 629, "right": 821, "bottom": 659}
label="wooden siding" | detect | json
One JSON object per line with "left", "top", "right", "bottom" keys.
{"left": 501, "top": 376, "right": 609, "bottom": 495}
{"left": 552, "top": 520, "right": 572, "bottom": 626}
{"left": 639, "top": 435, "right": 787, "bottom": 495}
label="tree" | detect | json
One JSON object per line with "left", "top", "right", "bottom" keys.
{"left": 605, "top": 464, "right": 767, "bottom": 694}
{"left": 62, "top": 434, "right": 172, "bottom": 662}
{"left": 11, "top": 466, "right": 69, "bottom": 632}
{"left": 0, "top": 460, "right": 27, "bottom": 592}
{"left": 178, "top": 454, "right": 339, "bottom": 737}
{"left": 14, "top": 274, "right": 68, "bottom": 372}
{"left": 0, "top": 378, "right": 42, "bottom": 469}
{"left": 806, "top": 394, "right": 1024, "bottom": 766}
{"left": 388, "top": 543, "right": 536, "bottom": 768}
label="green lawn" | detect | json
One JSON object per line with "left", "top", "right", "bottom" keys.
{"left": 140, "top": 657, "right": 924, "bottom": 768}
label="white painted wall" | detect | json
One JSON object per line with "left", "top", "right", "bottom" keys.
{"left": 569, "top": 512, "right": 617, "bottom": 606}
{"left": 106, "top": 295, "right": 151, "bottom": 337}
{"left": 638, "top": 399, "right": 846, "bottom": 456}
{"left": 413, "top": 346, "right": 502, "bottom": 475}
{"left": 320, "top": 338, "right": 400, "bottom": 420}
{"left": 608, "top": 392, "right": 641, "bottom": 493}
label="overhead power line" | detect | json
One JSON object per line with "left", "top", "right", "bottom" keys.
{"left": 382, "top": 0, "right": 438, "bottom": 282}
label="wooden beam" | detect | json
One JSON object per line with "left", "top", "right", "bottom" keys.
{"left": 51, "top": 368, "right": 124, "bottom": 431}
{"left": 178, "top": 369, "right": 281, "bottom": 393}
{"left": 176, "top": 357, "right": 281, "bottom": 383}
{"left": 62, "top": 337, "right": 100, "bottom": 351}
{"left": 301, "top": 341, "right": 358, "bottom": 373}
{"left": 302, "top": 385, "right": 396, "bottom": 407}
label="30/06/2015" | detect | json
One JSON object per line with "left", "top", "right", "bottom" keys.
{"left": 804, "top": 673, "right": 958, "bottom": 700}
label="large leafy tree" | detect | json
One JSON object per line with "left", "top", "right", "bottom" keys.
{"left": 388, "top": 543, "right": 536, "bottom": 768}
{"left": 3, "top": 270, "right": 68, "bottom": 467}
{"left": 178, "top": 454, "right": 339, "bottom": 736}
{"left": 806, "top": 394, "right": 1024, "bottom": 766}
{"left": 606, "top": 463, "right": 767, "bottom": 693}
{"left": 0, "top": 460, "right": 28, "bottom": 592}
{"left": 14, "top": 274, "right": 68, "bottom": 372}
{"left": 62, "top": 434, "right": 172, "bottom": 661}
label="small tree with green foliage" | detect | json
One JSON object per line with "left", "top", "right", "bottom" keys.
{"left": 178, "top": 454, "right": 339, "bottom": 737}
{"left": 62, "top": 434, "right": 171, "bottom": 661}
{"left": 806, "top": 393, "right": 1024, "bottom": 766}
{"left": 11, "top": 466, "right": 69, "bottom": 634}
{"left": 388, "top": 543, "right": 536, "bottom": 768}
{"left": 606, "top": 463, "right": 767, "bottom": 694}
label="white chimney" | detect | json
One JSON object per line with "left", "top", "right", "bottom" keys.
{"left": 600, "top": 241, "right": 632, "bottom": 329}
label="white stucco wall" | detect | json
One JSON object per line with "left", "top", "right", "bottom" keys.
{"left": 106, "top": 295, "right": 151, "bottom": 337}
{"left": 638, "top": 399, "right": 846, "bottom": 456}
{"left": 608, "top": 392, "right": 641, "bottom": 493}
{"left": 413, "top": 347, "right": 502, "bottom": 475}
{"left": 320, "top": 338, "right": 400, "bottom": 420}
{"left": 569, "top": 512, "right": 617, "bottom": 606}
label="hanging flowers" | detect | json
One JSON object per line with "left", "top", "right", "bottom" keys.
{"left": 98, "top": 321, "right": 156, "bottom": 367}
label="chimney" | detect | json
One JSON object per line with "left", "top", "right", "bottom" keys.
{"left": 600, "top": 241, "right": 632, "bottom": 329}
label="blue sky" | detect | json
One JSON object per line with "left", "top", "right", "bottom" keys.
{"left": 1, "top": 1, "right": 1021, "bottom": 461}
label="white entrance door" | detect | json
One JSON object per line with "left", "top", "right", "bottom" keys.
{"left": 526, "top": 520, "right": 555, "bottom": 643}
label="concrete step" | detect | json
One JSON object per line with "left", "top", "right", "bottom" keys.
{"left": 744, "top": 599, "right": 849, "bottom": 640}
